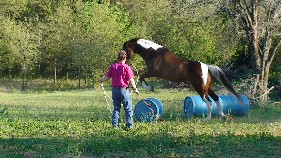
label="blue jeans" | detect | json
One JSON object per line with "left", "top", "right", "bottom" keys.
{"left": 111, "top": 87, "right": 133, "bottom": 128}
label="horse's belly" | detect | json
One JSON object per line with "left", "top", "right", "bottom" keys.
{"left": 161, "top": 71, "right": 189, "bottom": 83}
{"left": 158, "top": 62, "right": 189, "bottom": 82}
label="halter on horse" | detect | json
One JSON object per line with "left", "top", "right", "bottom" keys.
{"left": 122, "top": 38, "right": 243, "bottom": 119}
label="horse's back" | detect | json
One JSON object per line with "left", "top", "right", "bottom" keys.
{"left": 152, "top": 50, "right": 193, "bottom": 82}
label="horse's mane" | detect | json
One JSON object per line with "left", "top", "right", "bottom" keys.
{"left": 126, "top": 38, "right": 160, "bottom": 45}
{"left": 137, "top": 39, "right": 163, "bottom": 50}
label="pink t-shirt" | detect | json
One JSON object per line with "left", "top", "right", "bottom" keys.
{"left": 106, "top": 62, "right": 134, "bottom": 88}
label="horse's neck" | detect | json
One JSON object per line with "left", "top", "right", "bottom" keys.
{"left": 135, "top": 47, "right": 151, "bottom": 60}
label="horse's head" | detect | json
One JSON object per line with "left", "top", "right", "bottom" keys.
{"left": 123, "top": 38, "right": 165, "bottom": 62}
{"left": 122, "top": 38, "right": 139, "bottom": 60}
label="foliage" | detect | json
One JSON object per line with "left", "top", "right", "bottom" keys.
{"left": 0, "top": 0, "right": 28, "bottom": 17}
{"left": 0, "top": 0, "right": 280, "bottom": 98}
{"left": 0, "top": 16, "right": 39, "bottom": 74}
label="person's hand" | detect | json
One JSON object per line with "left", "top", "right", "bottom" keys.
{"left": 98, "top": 78, "right": 103, "bottom": 83}
{"left": 133, "top": 88, "right": 140, "bottom": 95}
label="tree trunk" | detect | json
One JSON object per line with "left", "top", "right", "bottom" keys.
{"left": 54, "top": 58, "right": 57, "bottom": 85}
{"left": 22, "top": 66, "right": 26, "bottom": 91}
{"left": 253, "top": 66, "right": 271, "bottom": 101}
{"left": 8, "top": 69, "right": 11, "bottom": 78}
{"left": 85, "top": 65, "right": 88, "bottom": 89}
{"left": 252, "top": 36, "right": 277, "bottom": 101}
{"left": 92, "top": 68, "right": 95, "bottom": 90}
{"left": 78, "top": 65, "right": 81, "bottom": 89}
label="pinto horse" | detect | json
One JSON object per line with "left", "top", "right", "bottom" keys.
{"left": 123, "top": 38, "right": 243, "bottom": 119}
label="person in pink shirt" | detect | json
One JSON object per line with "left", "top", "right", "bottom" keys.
{"left": 99, "top": 50, "right": 139, "bottom": 129}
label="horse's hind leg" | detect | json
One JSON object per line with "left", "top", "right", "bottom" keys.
{"left": 208, "top": 88, "right": 226, "bottom": 118}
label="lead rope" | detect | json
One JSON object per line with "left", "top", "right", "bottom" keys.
{"left": 100, "top": 83, "right": 112, "bottom": 114}
{"left": 130, "top": 64, "right": 139, "bottom": 95}
{"left": 140, "top": 96, "right": 163, "bottom": 122}
{"left": 131, "top": 64, "right": 163, "bottom": 122}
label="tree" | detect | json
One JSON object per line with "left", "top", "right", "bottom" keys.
{"left": 0, "top": 16, "right": 39, "bottom": 90}
{"left": 0, "top": 0, "right": 28, "bottom": 18}
{"left": 41, "top": 0, "right": 146, "bottom": 86}
{"left": 221, "top": 0, "right": 281, "bottom": 101}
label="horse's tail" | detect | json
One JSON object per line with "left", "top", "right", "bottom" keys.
{"left": 208, "top": 65, "right": 243, "bottom": 104}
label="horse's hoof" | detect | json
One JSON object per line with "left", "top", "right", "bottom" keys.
{"left": 203, "top": 118, "right": 211, "bottom": 122}
{"left": 221, "top": 115, "right": 234, "bottom": 122}
{"left": 225, "top": 116, "right": 234, "bottom": 122}
{"left": 222, "top": 115, "right": 227, "bottom": 121}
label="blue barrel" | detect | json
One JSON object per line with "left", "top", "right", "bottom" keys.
{"left": 184, "top": 95, "right": 249, "bottom": 118}
{"left": 134, "top": 98, "right": 164, "bottom": 122}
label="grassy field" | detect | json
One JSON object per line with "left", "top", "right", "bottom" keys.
{"left": 0, "top": 87, "right": 280, "bottom": 158}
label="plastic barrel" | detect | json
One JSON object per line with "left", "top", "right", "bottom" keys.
{"left": 134, "top": 98, "right": 164, "bottom": 122}
{"left": 184, "top": 95, "right": 249, "bottom": 118}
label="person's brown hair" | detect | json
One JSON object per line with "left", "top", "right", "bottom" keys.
{"left": 117, "top": 50, "right": 127, "bottom": 61}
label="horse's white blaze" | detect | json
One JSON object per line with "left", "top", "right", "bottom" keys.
{"left": 137, "top": 39, "right": 163, "bottom": 50}
{"left": 200, "top": 62, "right": 208, "bottom": 85}
{"left": 141, "top": 81, "right": 152, "bottom": 91}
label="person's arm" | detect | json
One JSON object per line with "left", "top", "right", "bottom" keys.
{"left": 129, "top": 78, "right": 139, "bottom": 94}
{"left": 98, "top": 76, "right": 110, "bottom": 83}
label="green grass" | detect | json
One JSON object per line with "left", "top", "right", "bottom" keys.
{"left": 0, "top": 87, "right": 280, "bottom": 157}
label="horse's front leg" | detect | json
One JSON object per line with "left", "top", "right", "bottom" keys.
{"left": 140, "top": 71, "right": 156, "bottom": 91}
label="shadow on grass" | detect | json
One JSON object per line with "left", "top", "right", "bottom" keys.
{"left": 159, "top": 98, "right": 281, "bottom": 124}
{"left": 0, "top": 103, "right": 112, "bottom": 122}
{"left": 245, "top": 105, "right": 281, "bottom": 123}
{"left": 0, "top": 130, "right": 280, "bottom": 158}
